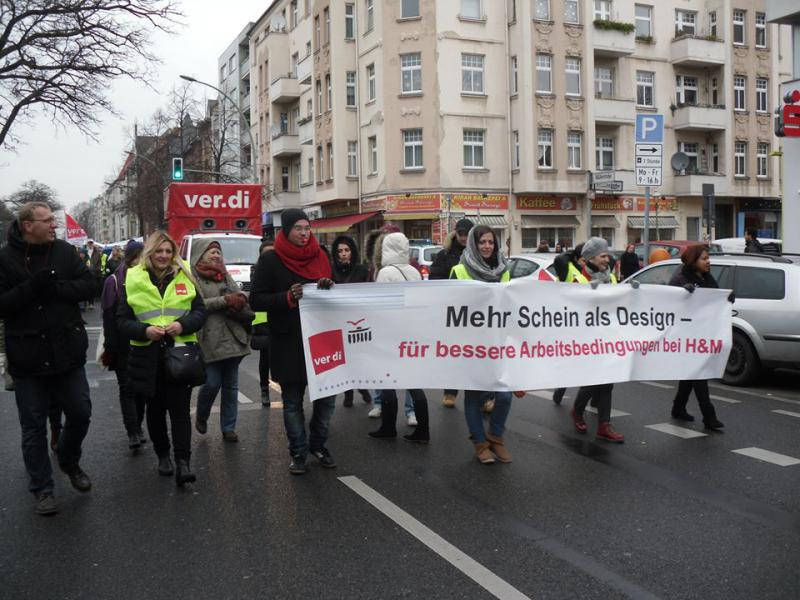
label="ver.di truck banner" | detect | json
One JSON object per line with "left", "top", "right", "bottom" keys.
{"left": 299, "top": 280, "right": 732, "bottom": 401}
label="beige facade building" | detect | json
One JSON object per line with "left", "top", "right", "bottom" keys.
{"left": 248, "top": 0, "right": 792, "bottom": 251}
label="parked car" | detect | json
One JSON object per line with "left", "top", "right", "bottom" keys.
{"left": 633, "top": 240, "right": 706, "bottom": 267}
{"left": 507, "top": 254, "right": 555, "bottom": 279}
{"left": 623, "top": 253, "right": 800, "bottom": 385}
{"left": 407, "top": 241, "right": 443, "bottom": 280}
{"left": 710, "top": 237, "right": 782, "bottom": 254}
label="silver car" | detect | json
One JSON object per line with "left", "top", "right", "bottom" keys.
{"left": 624, "top": 253, "right": 800, "bottom": 386}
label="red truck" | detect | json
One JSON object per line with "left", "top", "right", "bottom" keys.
{"left": 164, "top": 182, "right": 263, "bottom": 241}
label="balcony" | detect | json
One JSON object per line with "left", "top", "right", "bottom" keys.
{"left": 592, "top": 24, "right": 636, "bottom": 56}
{"left": 594, "top": 96, "right": 636, "bottom": 126}
{"left": 296, "top": 55, "right": 312, "bottom": 85}
{"left": 672, "top": 104, "right": 727, "bottom": 131}
{"left": 670, "top": 35, "right": 726, "bottom": 67}
{"left": 270, "top": 190, "right": 300, "bottom": 211}
{"left": 269, "top": 76, "right": 300, "bottom": 104}
{"left": 271, "top": 132, "right": 301, "bottom": 157}
{"left": 672, "top": 173, "right": 728, "bottom": 196}
{"left": 298, "top": 116, "right": 314, "bottom": 144}
{"left": 239, "top": 58, "right": 250, "bottom": 79}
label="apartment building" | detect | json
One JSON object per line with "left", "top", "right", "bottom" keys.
{"left": 248, "top": 0, "right": 792, "bottom": 251}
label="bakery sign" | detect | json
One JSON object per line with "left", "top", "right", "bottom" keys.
{"left": 516, "top": 195, "right": 578, "bottom": 211}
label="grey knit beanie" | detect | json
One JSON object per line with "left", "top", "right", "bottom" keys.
{"left": 581, "top": 237, "right": 609, "bottom": 259}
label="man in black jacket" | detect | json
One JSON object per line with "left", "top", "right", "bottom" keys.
{"left": 0, "top": 202, "right": 98, "bottom": 515}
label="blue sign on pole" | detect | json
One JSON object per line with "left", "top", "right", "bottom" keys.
{"left": 635, "top": 114, "right": 664, "bottom": 143}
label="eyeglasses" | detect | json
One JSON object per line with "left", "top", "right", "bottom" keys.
{"left": 26, "top": 217, "right": 58, "bottom": 225}
{"left": 291, "top": 225, "right": 312, "bottom": 233}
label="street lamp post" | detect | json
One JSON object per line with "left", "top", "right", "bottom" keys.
{"left": 179, "top": 74, "right": 259, "bottom": 183}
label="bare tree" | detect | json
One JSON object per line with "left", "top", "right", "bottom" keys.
{"left": 0, "top": 0, "right": 181, "bottom": 149}
{"left": 5, "top": 179, "right": 62, "bottom": 210}
{"left": 72, "top": 200, "right": 95, "bottom": 240}
{"left": 205, "top": 96, "right": 248, "bottom": 183}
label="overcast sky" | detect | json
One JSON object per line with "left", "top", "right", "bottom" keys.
{"left": 0, "top": 0, "right": 273, "bottom": 212}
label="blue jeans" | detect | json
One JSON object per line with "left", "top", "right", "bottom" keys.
{"left": 15, "top": 368, "right": 92, "bottom": 495}
{"left": 281, "top": 382, "right": 335, "bottom": 458}
{"left": 196, "top": 356, "right": 243, "bottom": 432}
{"left": 464, "top": 390, "right": 512, "bottom": 444}
{"left": 372, "top": 389, "right": 415, "bottom": 416}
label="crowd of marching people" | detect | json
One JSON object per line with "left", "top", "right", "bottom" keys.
{"left": 0, "top": 201, "right": 729, "bottom": 515}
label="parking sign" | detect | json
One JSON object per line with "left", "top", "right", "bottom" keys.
{"left": 635, "top": 114, "right": 664, "bottom": 143}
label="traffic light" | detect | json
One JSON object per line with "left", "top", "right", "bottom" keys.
{"left": 172, "top": 157, "right": 184, "bottom": 181}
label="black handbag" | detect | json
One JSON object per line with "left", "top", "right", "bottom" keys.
{"left": 250, "top": 334, "right": 269, "bottom": 351}
{"left": 162, "top": 344, "right": 206, "bottom": 387}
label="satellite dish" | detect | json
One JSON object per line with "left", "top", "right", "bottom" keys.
{"left": 271, "top": 15, "right": 286, "bottom": 31}
{"left": 671, "top": 152, "right": 690, "bottom": 173}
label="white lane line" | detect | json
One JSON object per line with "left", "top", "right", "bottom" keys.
{"left": 85, "top": 326, "right": 102, "bottom": 332}
{"left": 709, "top": 394, "right": 742, "bottom": 404}
{"left": 339, "top": 475, "right": 531, "bottom": 600}
{"left": 645, "top": 423, "right": 708, "bottom": 439}
{"left": 238, "top": 392, "right": 253, "bottom": 404}
{"left": 732, "top": 447, "right": 800, "bottom": 467}
{"left": 708, "top": 383, "right": 800, "bottom": 407}
{"left": 641, "top": 381, "right": 674, "bottom": 389}
{"left": 773, "top": 409, "right": 800, "bottom": 419}
{"left": 585, "top": 407, "right": 630, "bottom": 418}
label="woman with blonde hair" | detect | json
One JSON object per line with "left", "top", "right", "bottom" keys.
{"left": 117, "top": 231, "right": 207, "bottom": 485}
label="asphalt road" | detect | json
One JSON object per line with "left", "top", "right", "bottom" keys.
{"left": 1, "top": 309, "right": 798, "bottom": 600}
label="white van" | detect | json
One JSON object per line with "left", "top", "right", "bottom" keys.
{"left": 178, "top": 232, "right": 263, "bottom": 292}
{"left": 710, "top": 237, "right": 782, "bottom": 254}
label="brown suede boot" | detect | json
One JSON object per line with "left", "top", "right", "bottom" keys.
{"left": 486, "top": 433, "right": 512, "bottom": 463}
{"left": 474, "top": 441, "right": 495, "bottom": 464}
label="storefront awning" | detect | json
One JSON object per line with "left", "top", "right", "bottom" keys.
{"left": 474, "top": 215, "right": 508, "bottom": 228}
{"left": 521, "top": 215, "right": 581, "bottom": 228}
{"left": 627, "top": 216, "right": 679, "bottom": 229}
{"left": 591, "top": 215, "right": 620, "bottom": 228}
{"left": 384, "top": 212, "right": 439, "bottom": 220}
{"left": 311, "top": 211, "right": 381, "bottom": 233}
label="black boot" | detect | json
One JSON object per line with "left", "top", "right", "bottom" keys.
{"left": 157, "top": 455, "right": 174, "bottom": 476}
{"left": 343, "top": 390, "right": 354, "bottom": 407}
{"left": 175, "top": 459, "right": 196, "bottom": 486}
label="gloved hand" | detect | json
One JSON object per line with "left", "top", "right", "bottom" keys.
{"left": 30, "top": 269, "right": 56, "bottom": 293}
{"left": 683, "top": 283, "right": 695, "bottom": 294}
{"left": 223, "top": 292, "right": 247, "bottom": 312}
{"left": 727, "top": 291, "right": 735, "bottom": 303}
{"left": 100, "top": 351, "right": 116, "bottom": 368}
{"left": 317, "top": 277, "right": 334, "bottom": 290}
{"left": 630, "top": 280, "right": 640, "bottom": 289}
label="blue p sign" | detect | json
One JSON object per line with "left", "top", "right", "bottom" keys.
{"left": 635, "top": 114, "right": 664, "bottom": 143}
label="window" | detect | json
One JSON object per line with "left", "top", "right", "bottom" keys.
{"left": 307, "top": 156, "right": 314, "bottom": 184}
{"left": 635, "top": 5, "right": 652, "bottom": 38}
{"left": 565, "top": 58, "right": 581, "bottom": 96}
{"left": 733, "top": 9, "right": 745, "bottom": 45}
{"left": 327, "top": 142, "right": 333, "bottom": 180}
{"left": 734, "top": 141, "right": 746, "bottom": 176}
{"left": 317, "top": 146, "right": 324, "bottom": 180}
{"left": 281, "top": 166, "right": 290, "bottom": 191}
{"left": 596, "top": 137, "right": 614, "bottom": 170}
{"left": 591, "top": 228, "right": 615, "bottom": 247}
{"left": 509, "top": 0, "right": 516, "bottom": 22}
{"left": 325, "top": 74, "right": 332, "bottom": 110}
{"left": 220, "top": 64, "right": 225, "bottom": 80}
{"left": 347, "top": 141, "right": 358, "bottom": 176}
{"left": 711, "top": 144, "right": 719, "bottom": 172}
{"left": 567, "top": 132, "right": 582, "bottom": 169}
{"left": 401, "top": 53, "right": 422, "bottom": 94}
{"left": 366, "top": 0, "right": 374, "bottom": 32}
{"left": 307, "top": 98, "right": 313, "bottom": 118}
{"left": 711, "top": 77, "right": 719, "bottom": 106}
{"left": 463, "top": 129, "right": 485, "bottom": 169}
{"left": 314, "top": 15, "right": 320, "bottom": 48}
{"left": 709, "top": 11, "right": 717, "bottom": 37}
{"left": 677, "top": 141, "right": 698, "bottom": 171}
{"left": 756, "top": 78, "right": 768, "bottom": 112}
{"left": 534, "top": 0, "right": 550, "bottom": 21}
{"left": 366, "top": 63, "right": 376, "bottom": 101}
{"left": 402, "top": 0, "right": 420, "bottom": 18}
{"left": 510, "top": 56, "right": 518, "bottom": 95}
{"left": 291, "top": 52, "right": 299, "bottom": 78}
{"left": 636, "top": 71, "right": 654, "bottom": 107}
{"left": 564, "top": 0, "right": 579, "bottom": 24}
{"left": 461, "top": 0, "right": 481, "bottom": 19}
{"left": 305, "top": 0, "right": 310, "bottom": 16}
{"left": 757, "top": 142, "right": 769, "bottom": 177}
{"left": 513, "top": 130, "right": 520, "bottom": 169}
{"left": 403, "top": 129, "right": 424, "bottom": 169}
{"left": 369, "top": 136, "right": 378, "bottom": 173}
{"left": 675, "top": 10, "right": 696, "bottom": 36}
{"left": 595, "top": 66, "right": 614, "bottom": 98}
{"left": 594, "top": 0, "right": 612, "bottom": 21}
{"left": 735, "top": 267, "right": 785, "bottom": 300}
{"left": 280, "top": 112, "right": 289, "bottom": 134}
{"left": 324, "top": 7, "right": 330, "bottom": 43}
{"left": 755, "top": 12, "right": 766, "bottom": 47}
{"left": 291, "top": 0, "right": 298, "bottom": 28}
{"left": 536, "top": 54, "right": 552, "bottom": 93}
{"left": 687, "top": 216, "right": 700, "bottom": 241}
{"left": 734, "top": 76, "right": 746, "bottom": 110}
{"left": 461, "top": 54, "right": 484, "bottom": 94}
{"left": 522, "top": 228, "right": 575, "bottom": 250}
{"left": 345, "top": 4, "right": 355, "bottom": 39}
{"left": 316, "top": 79, "right": 322, "bottom": 112}
{"left": 676, "top": 75, "right": 698, "bottom": 105}
{"left": 346, "top": 71, "right": 357, "bottom": 107}
{"left": 306, "top": 41, "right": 312, "bottom": 56}
{"left": 538, "top": 129, "right": 553, "bottom": 168}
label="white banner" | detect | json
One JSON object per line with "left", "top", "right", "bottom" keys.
{"left": 299, "top": 280, "right": 732, "bottom": 400}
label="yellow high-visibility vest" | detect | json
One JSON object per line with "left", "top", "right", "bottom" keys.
{"left": 566, "top": 262, "right": 589, "bottom": 284}
{"left": 252, "top": 312, "right": 268, "bottom": 325}
{"left": 125, "top": 264, "right": 198, "bottom": 347}
{"left": 450, "top": 263, "right": 511, "bottom": 282}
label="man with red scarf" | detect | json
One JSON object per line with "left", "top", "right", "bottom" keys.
{"left": 250, "top": 209, "right": 336, "bottom": 475}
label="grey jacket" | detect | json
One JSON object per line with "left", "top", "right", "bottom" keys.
{"left": 191, "top": 239, "right": 253, "bottom": 363}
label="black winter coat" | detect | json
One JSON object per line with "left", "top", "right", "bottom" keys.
{"left": 331, "top": 235, "right": 369, "bottom": 284}
{"left": 669, "top": 264, "right": 719, "bottom": 289}
{"left": 116, "top": 268, "right": 207, "bottom": 397}
{"left": 0, "top": 222, "right": 97, "bottom": 377}
{"left": 619, "top": 251, "right": 641, "bottom": 280}
{"left": 429, "top": 232, "right": 466, "bottom": 280}
{"left": 249, "top": 250, "right": 316, "bottom": 384}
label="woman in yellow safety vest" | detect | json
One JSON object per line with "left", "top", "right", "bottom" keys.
{"left": 117, "top": 231, "right": 207, "bottom": 486}
{"left": 449, "top": 225, "right": 514, "bottom": 465}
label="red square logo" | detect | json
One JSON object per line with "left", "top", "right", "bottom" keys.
{"left": 175, "top": 283, "right": 188, "bottom": 296}
{"left": 308, "top": 329, "right": 346, "bottom": 375}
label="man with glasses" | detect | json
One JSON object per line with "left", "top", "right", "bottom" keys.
{"left": 0, "top": 202, "right": 97, "bottom": 515}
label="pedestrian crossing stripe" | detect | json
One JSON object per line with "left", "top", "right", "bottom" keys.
{"left": 732, "top": 447, "right": 800, "bottom": 467}
{"left": 585, "top": 407, "right": 630, "bottom": 418}
{"left": 645, "top": 423, "right": 708, "bottom": 438}
{"left": 641, "top": 381, "right": 674, "bottom": 389}
{"left": 772, "top": 409, "right": 800, "bottom": 419}
{"left": 710, "top": 394, "right": 742, "bottom": 404}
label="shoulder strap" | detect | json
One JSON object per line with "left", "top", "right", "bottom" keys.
{"left": 391, "top": 264, "right": 409, "bottom": 280}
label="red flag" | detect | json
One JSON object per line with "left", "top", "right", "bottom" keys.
{"left": 65, "top": 214, "right": 87, "bottom": 247}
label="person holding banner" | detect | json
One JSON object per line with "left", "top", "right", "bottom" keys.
{"left": 368, "top": 232, "right": 430, "bottom": 443}
{"left": 450, "top": 225, "right": 514, "bottom": 464}
{"left": 249, "top": 209, "right": 337, "bottom": 475}
{"left": 668, "top": 245, "right": 726, "bottom": 430}
{"left": 551, "top": 242, "right": 585, "bottom": 406}
{"left": 571, "top": 237, "right": 625, "bottom": 443}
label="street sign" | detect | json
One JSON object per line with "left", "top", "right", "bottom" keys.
{"left": 591, "top": 170, "right": 615, "bottom": 184}
{"left": 635, "top": 114, "right": 664, "bottom": 143}
{"left": 635, "top": 143, "right": 663, "bottom": 187}
{"left": 594, "top": 180, "right": 623, "bottom": 192}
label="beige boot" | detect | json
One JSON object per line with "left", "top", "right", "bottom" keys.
{"left": 442, "top": 393, "right": 457, "bottom": 407}
{"left": 486, "top": 433, "right": 512, "bottom": 463}
{"left": 474, "top": 441, "right": 495, "bottom": 464}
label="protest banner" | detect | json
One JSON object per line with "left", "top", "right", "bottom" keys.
{"left": 299, "top": 280, "right": 732, "bottom": 400}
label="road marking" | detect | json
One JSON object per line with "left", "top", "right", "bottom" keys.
{"left": 85, "top": 326, "right": 102, "bottom": 332}
{"left": 709, "top": 394, "right": 742, "bottom": 404}
{"left": 645, "top": 423, "right": 708, "bottom": 439}
{"left": 708, "top": 383, "right": 800, "bottom": 407}
{"left": 773, "top": 409, "right": 800, "bottom": 419}
{"left": 641, "top": 381, "right": 674, "bottom": 389}
{"left": 585, "top": 407, "right": 630, "bottom": 418}
{"left": 732, "top": 447, "right": 800, "bottom": 467}
{"left": 238, "top": 392, "right": 252, "bottom": 404}
{"left": 339, "top": 475, "right": 531, "bottom": 600}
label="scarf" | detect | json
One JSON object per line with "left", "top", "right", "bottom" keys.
{"left": 195, "top": 259, "right": 226, "bottom": 282}
{"left": 460, "top": 232, "right": 508, "bottom": 282}
{"left": 582, "top": 262, "right": 612, "bottom": 284}
{"left": 273, "top": 230, "right": 332, "bottom": 280}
